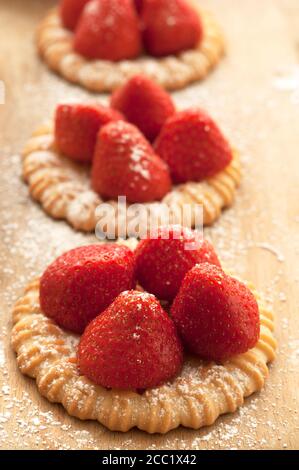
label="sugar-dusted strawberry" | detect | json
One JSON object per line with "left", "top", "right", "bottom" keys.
{"left": 40, "top": 245, "right": 136, "bottom": 334}
{"left": 78, "top": 290, "right": 183, "bottom": 389}
{"left": 60, "top": 0, "right": 91, "bottom": 31}
{"left": 74, "top": 0, "right": 142, "bottom": 61}
{"left": 110, "top": 75, "right": 176, "bottom": 142}
{"left": 135, "top": 225, "right": 221, "bottom": 302}
{"left": 141, "top": 0, "right": 203, "bottom": 57}
{"left": 55, "top": 103, "right": 123, "bottom": 163}
{"left": 171, "top": 264, "right": 260, "bottom": 361}
{"left": 155, "top": 109, "right": 233, "bottom": 184}
{"left": 91, "top": 121, "right": 171, "bottom": 203}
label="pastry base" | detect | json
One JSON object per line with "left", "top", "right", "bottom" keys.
{"left": 11, "top": 277, "right": 276, "bottom": 434}
{"left": 22, "top": 123, "right": 241, "bottom": 234}
{"left": 36, "top": 3, "right": 225, "bottom": 92}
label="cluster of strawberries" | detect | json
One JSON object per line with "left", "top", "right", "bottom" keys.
{"left": 40, "top": 226, "right": 260, "bottom": 391}
{"left": 60, "top": 0, "right": 203, "bottom": 61}
{"left": 55, "top": 75, "right": 233, "bottom": 203}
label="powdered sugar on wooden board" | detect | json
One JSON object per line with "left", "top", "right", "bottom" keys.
{"left": 0, "top": 0, "right": 299, "bottom": 449}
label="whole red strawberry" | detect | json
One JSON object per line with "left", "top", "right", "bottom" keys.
{"left": 74, "top": 0, "right": 142, "bottom": 61}
{"left": 110, "top": 75, "right": 176, "bottom": 142}
{"left": 91, "top": 121, "right": 171, "bottom": 203}
{"left": 40, "top": 245, "right": 136, "bottom": 334}
{"left": 55, "top": 103, "right": 123, "bottom": 163}
{"left": 155, "top": 109, "right": 233, "bottom": 184}
{"left": 78, "top": 290, "right": 183, "bottom": 389}
{"left": 171, "top": 264, "right": 260, "bottom": 361}
{"left": 60, "top": 0, "right": 91, "bottom": 30}
{"left": 135, "top": 225, "right": 221, "bottom": 302}
{"left": 141, "top": 0, "right": 203, "bottom": 57}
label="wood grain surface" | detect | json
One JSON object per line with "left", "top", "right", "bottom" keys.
{"left": 0, "top": 0, "right": 299, "bottom": 450}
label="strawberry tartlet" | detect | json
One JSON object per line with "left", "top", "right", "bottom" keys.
{"left": 22, "top": 76, "right": 241, "bottom": 234}
{"left": 11, "top": 227, "right": 276, "bottom": 433}
{"left": 36, "top": 0, "right": 226, "bottom": 92}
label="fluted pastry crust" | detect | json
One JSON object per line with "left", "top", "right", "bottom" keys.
{"left": 36, "top": 2, "right": 225, "bottom": 92}
{"left": 22, "top": 123, "right": 241, "bottom": 233}
{"left": 11, "top": 276, "right": 276, "bottom": 434}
